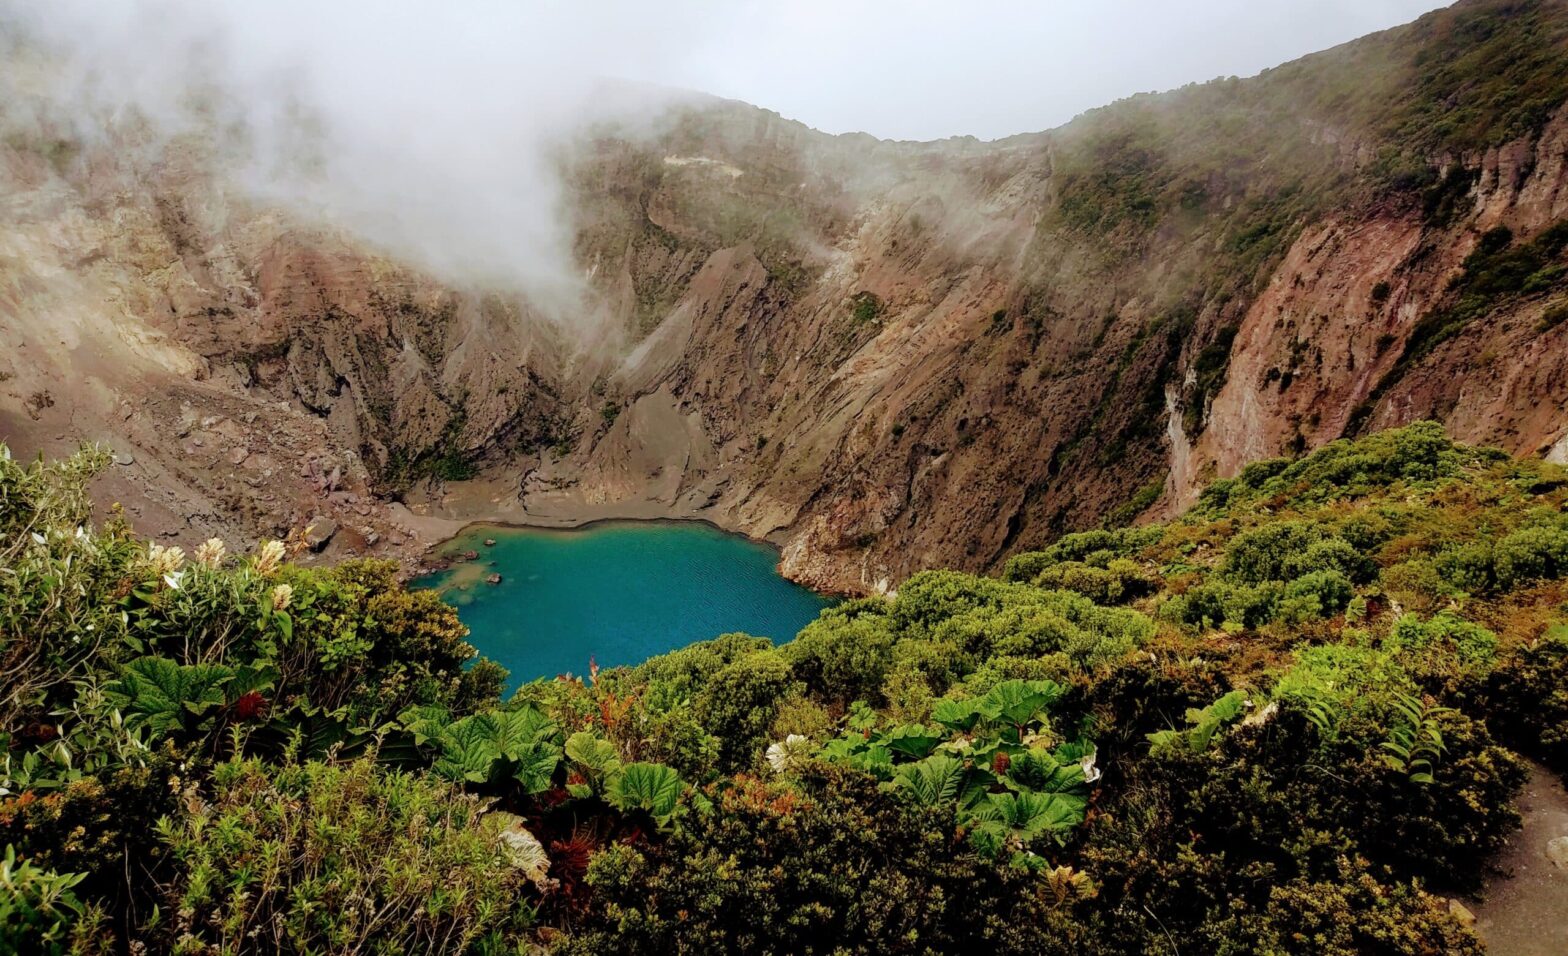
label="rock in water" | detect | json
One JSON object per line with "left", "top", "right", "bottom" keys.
{"left": 484, "top": 538, "right": 497, "bottom": 547}
{"left": 304, "top": 517, "right": 337, "bottom": 552}
{"left": 486, "top": 573, "right": 502, "bottom": 585}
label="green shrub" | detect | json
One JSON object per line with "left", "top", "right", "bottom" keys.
{"left": 783, "top": 603, "right": 898, "bottom": 706}
{"left": 637, "top": 632, "right": 776, "bottom": 699}
{"left": 0, "top": 445, "right": 138, "bottom": 735}
{"left": 1388, "top": 612, "right": 1498, "bottom": 668}
{"left": 565, "top": 765, "right": 1090, "bottom": 955}
{"left": 693, "top": 650, "right": 796, "bottom": 772}
{"left": 1279, "top": 569, "right": 1356, "bottom": 622}
{"left": 1493, "top": 521, "right": 1568, "bottom": 589}
{"left": 1163, "top": 579, "right": 1282, "bottom": 630}
{"left": 1198, "top": 422, "right": 1463, "bottom": 515}
{"left": 1223, "top": 523, "right": 1372, "bottom": 586}
{"left": 0, "top": 763, "right": 180, "bottom": 912}
{"left": 4, "top": 422, "right": 1564, "bottom": 953}
{"left": 157, "top": 757, "right": 533, "bottom": 953}
{"left": 1485, "top": 627, "right": 1568, "bottom": 773}
{"left": 0, "top": 846, "right": 106, "bottom": 955}
{"left": 1436, "top": 519, "right": 1568, "bottom": 595}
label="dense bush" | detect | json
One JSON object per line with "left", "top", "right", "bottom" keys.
{"left": 564, "top": 765, "right": 1092, "bottom": 956}
{"left": 158, "top": 757, "right": 532, "bottom": 953}
{"left": 691, "top": 649, "right": 796, "bottom": 773}
{"left": 1485, "top": 626, "right": 1568, "bottom": 773}
{"left": 5, "top": 423, "right": 1566, "bottom": 953}
{"left": 0, "top": 845, "right": 106, "bottom": 955}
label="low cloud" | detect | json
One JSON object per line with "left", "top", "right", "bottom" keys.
{"left": 0, "top": 0, "right": 700, "bottom": 320}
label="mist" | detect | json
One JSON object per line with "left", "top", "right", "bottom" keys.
{"left": 0, "top": 1, "right": 706, "bottom": 319}
{"left": 1, "top": 0, "right": 1451, "bottom": 324}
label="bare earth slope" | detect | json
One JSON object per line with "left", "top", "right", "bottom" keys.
{"left": 4, "top": 0, "right": 1568, "bottom": 593}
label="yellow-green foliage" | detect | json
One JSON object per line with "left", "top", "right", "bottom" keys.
{"left": 5, "top": 422, "right": 1568, "bottom": 954}
{"left": 159, "top": 757, "right": 530, "bottom": 953}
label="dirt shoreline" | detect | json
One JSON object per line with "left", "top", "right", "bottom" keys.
{"left": 419, "top": 513, "right": 788, "bottom": 554}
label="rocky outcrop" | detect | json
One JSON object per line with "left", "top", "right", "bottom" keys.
{"left": 1175, "top": 104, "right": 1568, "bottom": 509}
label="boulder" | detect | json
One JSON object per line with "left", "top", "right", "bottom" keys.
{"left": 1547, "top": 835, "right": 1568, "bottom": 869}
{"left": 304, "top": 516, "right": 338, "bottom": 551}
{"left": 1446, "top": 899, "right": 1476, "bottom": 928}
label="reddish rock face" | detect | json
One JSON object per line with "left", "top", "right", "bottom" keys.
{"left": 3, "top": 2, "right": 1568, "bottom": 593}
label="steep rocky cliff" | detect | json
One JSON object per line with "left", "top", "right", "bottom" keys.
{"left": 3, "top": 0, "right": 1568, "bottom": 593}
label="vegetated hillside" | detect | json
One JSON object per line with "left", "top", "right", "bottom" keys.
{"left": 3, "top": 0, "right": 1568, "bottom": 595}
{"left": 5, "top": 421, "right": 1568, "bottom": 953}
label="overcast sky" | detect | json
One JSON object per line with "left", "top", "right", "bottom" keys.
{"left": 655, "top": 1, "right": 1453, "bottom": 139}
{"left": 14, "top": 0, "right": 1454, "bottom": 142}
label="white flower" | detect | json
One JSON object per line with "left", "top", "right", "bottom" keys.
{"left": 944, "top": 734, "right": 976, "bottom": 754}
{"left": 1079, "top": 749, "right": 1103, "bottom": 785}
{"left": 270, "top": 583, "right": 293, "bottom": 611}
{"left": 145, "top": 543, "right": 185, "bottom": 576}
{"left": 253, "top": 540, "right": 286, "bottom": 576}
{"left": 765, "top": 734, "right": 814, "bottom": 774}
{"left": 194, "top": 537, "right": 227, "bottom": 568}
{"left": 1241, "top": 700, "right": 1280, "bottom": 729}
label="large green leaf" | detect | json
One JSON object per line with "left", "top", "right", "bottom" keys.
{"left": 819, "top": 733, "right": 895, "bottom": 779}
{"left": 105, "top": 657, "right": 234, "bottom": 734}
{"left": 426, "top": 702, "right": 561, "bottom": 786}
{"left": 965, "top": 790, "right": 1086, "bottom": 842}
{"left": 433, "top": 716, "right": 501, "bottom": 783}
{"left": 395, "top": 704, "right": 453, "bottom": 748}
{"left": 227, "top": 663, "right": 278, "bottom": 698}
{"left": 881, "top": 724, "right": 944, "bottom": 760}
{"left": 976, "top": 679, "right": 1064, "bottom": 727}
{"left": 485, "top": 706, "right": 557, "bottom": 759}
{"left": 1151, "top": 690, "right": 1252, "bottom": 755}
{"left": 429, "top": 707, "right": 561, "bottom": 789}
{"left": 1014, "top": 791, "right": 1088, "bottom": 835}
{"left": 606, "top": 762, "right": 685, "bottom": 824}
{"left": 930, "top": 698, "right": 982, "bottom": 733}
{"left": 511, "top": 742, "right": 562, "bottom": 795}
{"left": 891, "top": 755, "right": 967, "bottom": 806}
{"left": 565, "top": 731, "right": 621, "bottom": 775}
{"left": 1005, "top": 748, "right": 1085, "bottom": 794}
{"left": 247, "top": 703, "right": 372, "bottom": 763}
{"left": 565, "top": 731, "right": 622, "bottom": 794}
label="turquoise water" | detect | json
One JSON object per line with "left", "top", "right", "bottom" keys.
{"left": 415, "top": 521, "right": 835, "bottom": 686}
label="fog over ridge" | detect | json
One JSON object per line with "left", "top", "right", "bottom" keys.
{"left": 0, "top": 0, "right": 1451, "bottom": 329}
{"left": 0, "top": 0, "right": 705, "bottom": 324}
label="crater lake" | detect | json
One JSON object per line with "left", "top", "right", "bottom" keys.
{"left": 415, "top": 520, "right": 836, "bottom": 686}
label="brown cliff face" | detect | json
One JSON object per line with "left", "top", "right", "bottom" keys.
{"left": 4, "top": 0, "right": 1568, "bottom": 591}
